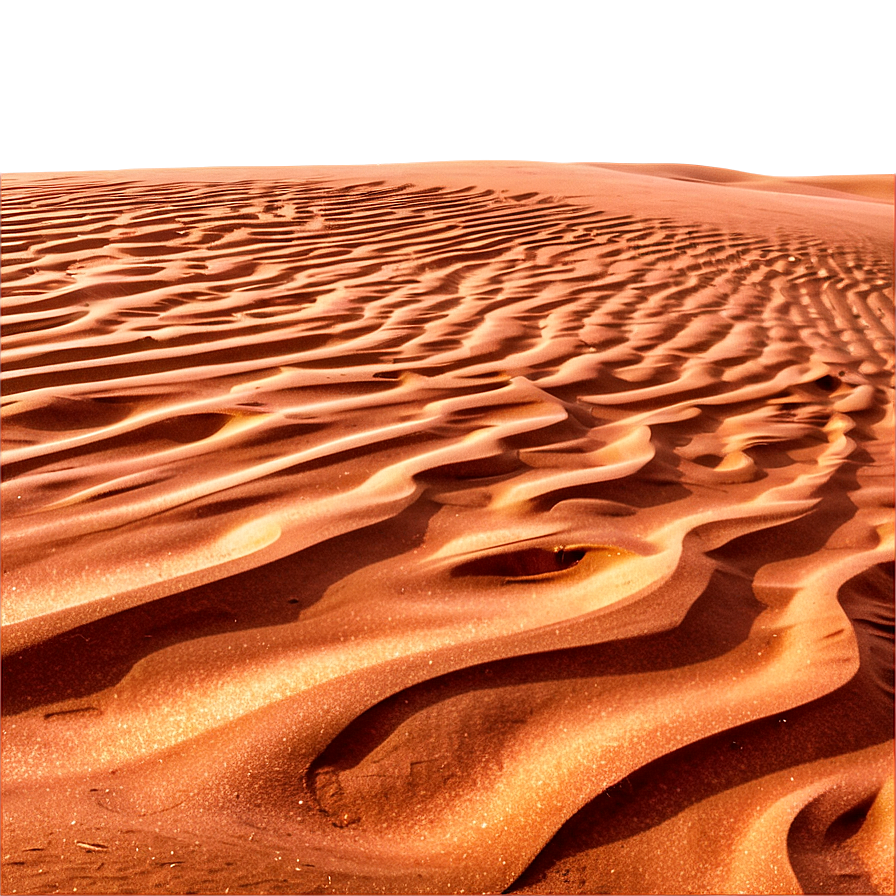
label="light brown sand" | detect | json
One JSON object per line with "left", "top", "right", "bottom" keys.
{"left": 1, "top": 162, "right": 893, "bottom": 895}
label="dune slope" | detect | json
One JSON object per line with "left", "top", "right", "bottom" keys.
{"left": 1, "top": 162, "right": 893, "bottom": 895}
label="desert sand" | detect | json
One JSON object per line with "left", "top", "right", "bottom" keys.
{"left": 1, "top": 162, "right": 893, "bottom": 895}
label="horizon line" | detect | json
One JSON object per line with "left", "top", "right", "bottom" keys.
{"left": 0, "top": 157, "right": 896, "bottom": 179}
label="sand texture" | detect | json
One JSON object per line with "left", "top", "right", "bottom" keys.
{"left": 1, "top": 162, "right": 894, "bottom": 895}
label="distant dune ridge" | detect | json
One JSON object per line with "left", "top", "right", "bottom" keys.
{"left": 1, "top": 162, "right": 893, "bottom": 895}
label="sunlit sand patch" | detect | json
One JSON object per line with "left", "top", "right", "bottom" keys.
{"left": 1, "top": 162, "right": 892, "bottom": 895}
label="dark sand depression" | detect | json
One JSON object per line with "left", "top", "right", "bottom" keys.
{"left": 1, "top": 162, "right": 893, "bottom": 894}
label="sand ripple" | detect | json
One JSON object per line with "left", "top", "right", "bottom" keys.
{"left": 1, "top": 163, "right": 893, "bottom": 894}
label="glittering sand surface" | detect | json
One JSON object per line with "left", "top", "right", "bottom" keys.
{"left": 1, "top": 162, "right": 893, "bottom": 895}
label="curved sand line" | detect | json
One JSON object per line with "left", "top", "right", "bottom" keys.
{"left": 1, "top": 163, "right": 893, "bottom": 895}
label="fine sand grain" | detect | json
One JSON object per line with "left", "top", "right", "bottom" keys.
{"left": 1, "top": 162, "right": 893, "bottom": 895}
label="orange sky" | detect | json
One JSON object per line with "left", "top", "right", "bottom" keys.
{"left": 2, "top": 1, "right": 893, "bottom": 176}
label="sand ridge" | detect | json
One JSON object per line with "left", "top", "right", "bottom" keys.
{"left": 1, "top": 163, "right": 893, "bottom": 894}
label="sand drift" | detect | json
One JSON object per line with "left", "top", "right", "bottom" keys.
{"left": 1, "top": 162, "right": 893, "bottom": 894}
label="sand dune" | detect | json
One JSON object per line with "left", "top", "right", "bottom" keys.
{"left": 1, "top": 162, "right": 893, "bottom": 895}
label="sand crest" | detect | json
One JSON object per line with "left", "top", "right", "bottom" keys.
{"left": 1, "top": 162, "right": 893, "bottom": 895}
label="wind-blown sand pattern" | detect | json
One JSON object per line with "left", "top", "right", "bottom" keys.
{"left": 1, "top": 162, "right": 893, "bottom": 895}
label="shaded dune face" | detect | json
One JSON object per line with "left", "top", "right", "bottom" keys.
{"left": 1, "top": 164, "right": 893, "bottom": 895}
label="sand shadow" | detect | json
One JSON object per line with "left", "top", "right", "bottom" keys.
{"left": 1, "top": 498, "right": 440, "bottom": 716}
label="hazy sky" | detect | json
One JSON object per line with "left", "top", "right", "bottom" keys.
{"left": 4, "top": 1, "right": 893, "bottom": 176}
